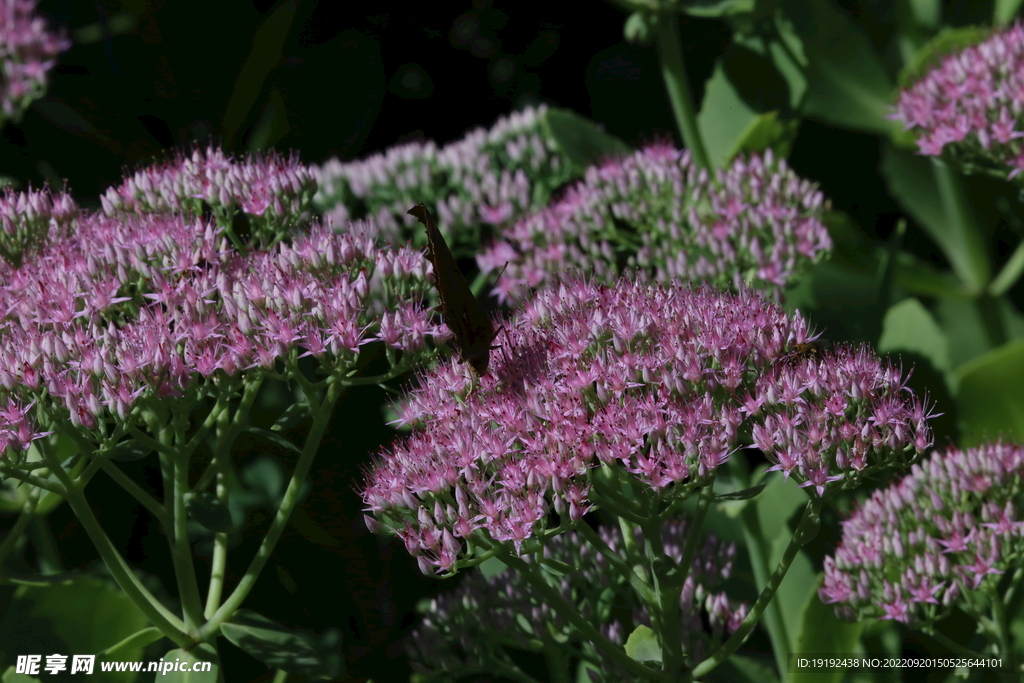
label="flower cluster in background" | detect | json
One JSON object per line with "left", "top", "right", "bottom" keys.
{"left": 361, "top": 279, "right": 932, "bottom": 575}
{"left": 479, "top": 144, "right": 832, "bottom": 303}
{"left": 408, "top": 519, "right": 745, "bottom": 682}
{"left": 0, "top": 185, "right": 77, "bottom": 266}
{"left": 100, "top": 146, "right": 317, "bottom": 241}
{"left": 820, "top": 442, "right": 1024, "bottom": 626}
{"left": 313, "top": 105, "right": 579, "bottom": 251}
{"left": 894, "top": 23, "right": 1024, "bottom": 182}
{"left": 0, "top": 0, "right": 70, "bottom": 126}
{"left": 0, "top": 183, "right": 440, "bottom": 460}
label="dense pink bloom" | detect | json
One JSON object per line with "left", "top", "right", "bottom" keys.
{"left": 101, "top": 146, "right": 317, "bottom": 237}
{"left": 893, "top": 24, "right": 1024, "bottom": 179}
{"left": 0, "top": 0, "right": 70, "bottom": 123}
{"left": 0, "top": 198, "right": 441, "bottom": 459}
{"left": 314, "top": 106, "right": 576, "bottom": 245}
{"left": 0, "top": 185, "right": 77, "bottom": 265}
{"left": 821, "top": 443, "right": 1024, "bottom": 626}
{"left": 408, "top": 519, "right": 745, "bottom": 679}
{"left": 362, "top": 279, "right": 932, "bottom": 574}
{"left": 480, "top": 144, "right": 832, "bottom": 303}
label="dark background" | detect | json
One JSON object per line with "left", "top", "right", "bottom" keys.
{"left": 0, "top": 1, "right": 974, "bottom": 681}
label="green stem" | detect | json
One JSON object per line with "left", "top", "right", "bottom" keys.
{"left": 198, "top": 378, "right": 345, "bottom": 640}
{"left": 576, "top": 521, "right": 655, "bottom": 603}
{"left": 932, "top": 159, "right": 991, "bottom": 294}
{"left": 204, "top": 394, "right": 239, "bottom": 619}
{"left": 43, "top": 444, "right": 191, "bottom": 647}
{"left": 491, "top": 541, "right": 669, "bottom": 682}
{"left": 0, "top": 485, "right": 41, "bottom": 570}
{"left": 655, "top": 12, "right": 710, "bottom": 170}
{"left": 170, "top": 446, "right": 205, "bottom": 630}
{"left": 988, "top": 585, "right": 1016, "bottom": 683}
{"left": 693, "top": 498, "right": 821, "bottom": 679}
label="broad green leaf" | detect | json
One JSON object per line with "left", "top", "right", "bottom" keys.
{"left": 881, "top": 144, "right": 990, "bottom": 292}
{"left": 698, "top": 60, "right": 759, "bottom": 168}
{"left": 107, "top": 442, "right": 154, "bottom": 463}
{"left": 681, "top": 0, "right": 755, "bottom": 17}
{"left": 2, "top": 666, "right": 40, "bottom": 682}
{"left": 541, "top": 108, "right": 631, "bottom": 172}
{"left": 995, "top": 0, "right": 1024, "bottom": 25}
{"left": 715, "top": 483, "right": 767, "bottom": 501}
{"left": 271, "top": 402, "right": 308, "bottom": 432}
{"left": 158, "top": 645, "right": 219, "bottom": 683}
{"left": 783, "top": 0, "right": 894, "bottom": 134}
{"left": 0, "top": 577, "right": 149, "bottom": 682}
{"left": 906, "top": 0, "right": 941, "bottom": 30}
{"left": 897, "top": 26, "right": 990, "bottom": 88}
{"left": 242, "top": 426, "right": 302, "bottom": 455}
{"left": 877, "top": 298, "right": 951, "bottom": 373}
{"left": 624, "top": 625, "right": 662, "bottom": 663}
{"left": 790, "top": 577, "right": 863, "bottom": 683}
{"left": 894, "top": 252, "right": 971, "bottom": 298}
{"left": 954, "top": 338, "right": 1024, "bottom": 445}
{"left": 220, "top": 609, "right": 337, "bottom": 679}
{"left": 732, "top": 111, "right": 800, "bottom": 160}
{"left": 715, "top": 654, "right": 780, "bottom": 683}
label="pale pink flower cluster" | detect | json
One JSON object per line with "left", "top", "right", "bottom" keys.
{"left": 893, "top": 24, "right": 1024, "bottom": 180}
{"left": 0, "top": 0, "right": 69, "bottom": 123}
{"left": 0, "top": 185, "right": 77, "bottom": 265}
{"left": 362, "top": 279, "right": 932, "bottom": 574}
{"left": 100, "top": 146, "right": 317, "bottom": 235}
{"left": 0, "top": 188, "right": 440, "bottom": 459}
{"left": 314, "top": 106, "right": 575, "bottom": 245}
{"left": 480, "top": 144, "right": 832, "bottom": 303}
{"left": 821, "top": 442, "right": 1024, "bottom": 626}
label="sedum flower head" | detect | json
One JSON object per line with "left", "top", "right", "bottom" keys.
{"left": 100, "top": 146, "right": 317, "bottom": 239}
{"left": 314, "top": 105, "right": 578, "bottom": 248}
{"left": 0, "top": 207, "right": 440, "bottom": 461}
{"left": 408, "top": 519, "right": 745, "bottom": 681}
{"left": 893, "top": 24, "right": 1024, "bottom": 182}
{"left": 479, "top": 143, "right": 832, "bottom": 304}
{"left": 361, "top": 279, "right": 932, "bottom": 574}
{"left": 0, "top": 0, "right": 70, "bottom": 126}
{"left": 821, "top": 442, "right": 1024, "bottom": 626}
{"left": 0, "top": 185, "right": 78, "bottom": 266}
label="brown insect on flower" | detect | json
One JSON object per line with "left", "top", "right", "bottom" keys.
{"left": 408, "top": 204, "right": 496, "bottom": 375}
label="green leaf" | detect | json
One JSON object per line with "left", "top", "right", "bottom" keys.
{"left": 680, "top": 0, "right": 755, "bottom": 17}
{"left": 714, "top": 654, "right": 780, "bottom": 683}
{"left": 97, "top": 627, "right": 165, "bottom": 659}
{"left": 715, "top": 483, "right": 767, "bottom": 501}
{"left": 996, "top": 0, "right": 1024, "bottom": 24}
{"left": 877, "top": 298, "right": 951, "bottom": 373}
{"left": 897, "top": 26, "right": 991, "bottom": 88}
{"left": 106, "top": 442, "right": 154, "bottom": 463}
{"left": 698, "top": 59, "right": 759, "bottom": 168}
{"left": 220, "top": 609, "right": 338, "bottom": 679}
{"left": 790, "top": 577, "right": 863, "bottom": 683}
{"left": 783, "top": 0, "right": 894, "bottom": 134}
{"left": 184, "top": 491, "right": 233, "bottom": 533}
{"left": 733, "top": 111, "right": 800, "bottom": 159}
{"left": 0, "top": 577, "right": 149, "bottom": 682}
{"left": 954, "top": 338, "right": 1024, "bottom": 446}
{"left": 624, "top": 624, "right": 662, "bottom": 663}
{"left": 271, "top": 402, "right": 309, "bottom": 432}
{"left": 2, "top": 666, "right": 40, "bottom": 683}
{"left": 157, "top": 645, "right": 219, "bottom": 683}
{"left": 242, "top": 426, "right": 302, "bottom": 455}
{"left": 541, "top": 108, "right": 631, "bottom": 172}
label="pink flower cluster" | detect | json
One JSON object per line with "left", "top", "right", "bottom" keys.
{"left": 821, "top": 442, "right": 1024, "bottom": 626}
{"left": 479, "top": 144, "right": 832, "bottom": 304}
{"left": 0, "top": 185, "right": 77, "bottom": 265}
{"left": 314, "top": 105, "right": 576, "bottom": 245}
{"left": 361, "top": 279, "right": 932, "bottom": 574}
{"left": 100, "top": 146, "right": 317, "bottom": 235}
{"left": 893, "top": 24, "right": 1024, "bottom": 179}
{"left": 408, "top": 519, "right": 744, "bottom": 679}
{"left": 0, "top": 0, "right": 69, "bottom": 123}
{"left": 0, "top": 187, "right": 440, "bottom": 458}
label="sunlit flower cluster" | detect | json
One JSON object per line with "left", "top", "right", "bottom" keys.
{"left": 362, "top": 279, "right": 931, "bottom": 575}
{"left": 894, "top": 23, "right": 1024, "bottom": 181}
{"left": 479, "top": 143, "right": 832, "bottom": 303}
